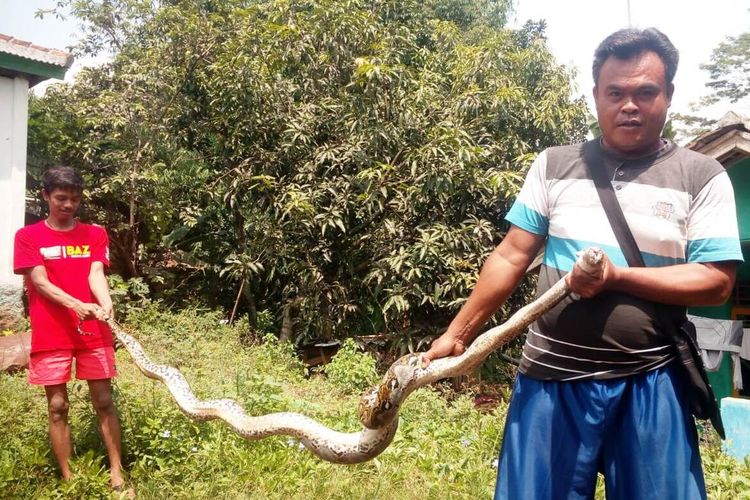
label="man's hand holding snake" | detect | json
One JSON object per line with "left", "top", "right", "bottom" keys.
{"left": 566, "top": 250, "right": 619, "bottom": 298}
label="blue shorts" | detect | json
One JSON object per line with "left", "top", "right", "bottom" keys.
{"left": 494, "top": 363, "right": 706, "bottom": 500}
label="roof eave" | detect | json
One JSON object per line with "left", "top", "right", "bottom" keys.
{"left": 0, "top": 52, "right": 69, "bottom": 87}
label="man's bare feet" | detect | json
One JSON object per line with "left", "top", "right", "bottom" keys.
{"left": 112, "top": 482, "right": 135, "bottom": 499}
{"left": 111, "top": 470, "right": 124, "bottom": 488}
{"left": 111, "top": 468, "right": 135, "bottom": 498}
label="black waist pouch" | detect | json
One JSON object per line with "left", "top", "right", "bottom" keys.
{"left": 665, "top": 317, "right": 725, "bottom": 439}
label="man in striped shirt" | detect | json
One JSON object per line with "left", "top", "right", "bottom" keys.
{"left": 423, "top": 28, "right": 742, "bottom": 499}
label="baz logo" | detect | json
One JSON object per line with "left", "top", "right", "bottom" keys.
{"left": 40, "top": 245, "right": 91, "bottom": 259}
{"left": 652, "top": 201, "right": 674, "bottom": 220}
{"left": 66, "top": 245, "right": 91, "bottom": 258}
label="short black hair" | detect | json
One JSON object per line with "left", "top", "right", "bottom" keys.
{"left": 592, "top": 28, "right": 679, "bottom": 85}
{"left": 42, "top": 166, "right": 84, "bottom": 194}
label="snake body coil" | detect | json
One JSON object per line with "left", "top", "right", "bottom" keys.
{"left": 110, "top": 248, "right": 603, "bottom": 464}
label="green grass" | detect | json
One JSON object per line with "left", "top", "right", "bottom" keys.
{"left": 1, "top": 306, "right": 748, "bottom": 499}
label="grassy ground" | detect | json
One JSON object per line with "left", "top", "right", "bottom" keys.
{"left": 1, "top": 307, "right": 748, "bottom": 499}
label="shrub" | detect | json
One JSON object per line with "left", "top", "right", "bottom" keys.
{"left": 107, "top": 274, "right": 151, "bottom": 320}
{"left": 324, "top": 338, "right": 379, "bottom": 393}
{"left": 252, "top": 333, "right": 307, "bottom": 381}
{"left": 121, "top": 401, "right": 209, "bottom": 481}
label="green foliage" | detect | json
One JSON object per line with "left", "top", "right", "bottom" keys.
{"left": 252, "top": 333, "right": 308, "bottom": 381}
{"left": 254, "top": 309, "right": 275, "bottom": 335}
{"left": 674, "top": 31, "right": 750, "bottom": 141}
{"left": 28, "top": 0, "right": 588, "bottom": 348}
{"left": 324, "top": 338, "right": 379, "bottom": 393}
{"left": 126, "top": 304, "right": 254, "bottom": 347}
{"left": 1, "top": 309, "right": 749, "bottom": 498}
{"left": 107, "top": 273, "right": 152, "bottom": 320}
{"left": 701, "top": 32, "right": 750, "bottom": 105}
{"left": 123, "top": 402, "right": 208, "bottom": 480}
{"left": 55, "top": 452, "right": 112, "bottom": 499}
{"left": 701, "top": 437, "right": 750, "bottom": 498}
{"left": 424, "top": 0, "right": 511, "bottom": 30}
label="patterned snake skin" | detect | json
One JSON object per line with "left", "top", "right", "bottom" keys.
{"left": 110, "top": 248, "right": 603, "bottom": 464}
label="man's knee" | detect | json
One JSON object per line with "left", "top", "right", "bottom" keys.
{"left": 88, "top": 382, "right": 116, "bottom": 414}
{"left": 48, "top": 397, "right": 70, "bottom": 422}
{"left": 90, "top": 391, "right": 115, "bottom": 413}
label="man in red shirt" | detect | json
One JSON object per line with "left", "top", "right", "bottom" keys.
{"left": 13, "top": 166, "right": 126, "bottom": 491}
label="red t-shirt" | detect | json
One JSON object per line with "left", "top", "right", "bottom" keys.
{"left": 13, "top": 221, "right": 114, "bottom": 353}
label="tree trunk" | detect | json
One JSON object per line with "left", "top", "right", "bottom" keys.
{"left": 242, "top": 279, "right": 257, "bottom": 329}
{"left": 279, "top": 298, "right": 298, "bottom": 343}
{"left": 129, "top": 189, "right": 139, "bottom": 276}
{"left": 110, "top": 233, "right": 137, "bottom": 280}
{"left": 127, "top": 138, "right": 150, "bottom": 278}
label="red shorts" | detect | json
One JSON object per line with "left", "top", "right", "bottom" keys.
{"left": 28, "top": 346, "right": 117, "bottom": 385}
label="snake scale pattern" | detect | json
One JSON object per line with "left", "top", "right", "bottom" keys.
{"left": 109, "top": 248, "right": 603, "bottom": 464}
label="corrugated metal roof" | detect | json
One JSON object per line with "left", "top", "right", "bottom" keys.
{"left": 0, "top": 33, "right": 74, "bottom": 68}
{"left": 686, "top": 111, "right": 750, "bottom": 152}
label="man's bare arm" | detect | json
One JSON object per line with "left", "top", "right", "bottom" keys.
{"left": 568, "top": 254, "right": 736, "bottom": 306}
{"left": 89, "top": 261, "right": 114, "bottom": 319}
{"left": 422, "top": 225, "right": 545, "bottom": 365}
{"left": 28, "top": 265, "right": 106, "bottom": 321}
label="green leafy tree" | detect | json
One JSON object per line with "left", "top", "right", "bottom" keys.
{"left": 701, "top": 31, "right": 750, "bottom": 105}
{"left": 673, "top": 30, "right": 750, "bottom": 142}
{"left": 29, "top": 0, "right": 588, "bottom": 347}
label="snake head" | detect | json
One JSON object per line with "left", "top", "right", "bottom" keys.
{"left": 358, "top": 353, "right": 415, "bottom": 429}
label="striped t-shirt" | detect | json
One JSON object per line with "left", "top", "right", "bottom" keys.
{"left": 505, "top": 139, "right": 743, "bottom": 380}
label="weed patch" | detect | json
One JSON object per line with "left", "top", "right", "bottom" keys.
{"left": 1, "top": 308, "right": 748, "bottom": 499}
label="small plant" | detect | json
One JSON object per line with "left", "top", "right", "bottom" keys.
{"left": 121, "top": 399, "right": 209, "bottom": 481}
{"left": 1, "top": 316, "right": 29, "bottom": 335}
{"left": 253, "top": 333, "right": 307, "bottom": 380}
{"left": 52, "top": 451, "right": 112, "bottom": 499}
{"left": 0, "top": 447, "right": 17, "bottom": 492}
{"left": 235, "top": 371, "right": 287, "bottom": 414}
{"left": 255, "top": 309, "right": 275, "bottom": 335}
{"left": 324, "top": 338, "right": 379, "bottom": 393}
{"left": 107, "top": 274, "right": 151, "bottom": 320}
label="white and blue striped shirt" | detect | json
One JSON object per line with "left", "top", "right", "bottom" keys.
{"left": 506, "top": 139, "right": 743, "bottom": 380}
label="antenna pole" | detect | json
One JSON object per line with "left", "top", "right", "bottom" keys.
{"left": 627, "top": 0, "right": 632, "bottom": 26}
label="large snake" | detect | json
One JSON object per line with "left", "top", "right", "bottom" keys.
{"left": 109, "top": 248, "right": 603, "bottom": 464}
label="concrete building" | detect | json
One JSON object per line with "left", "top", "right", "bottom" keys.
{"left": 687, "top": 111, "right": 750, "bottom": 320}
{"left": 687, "top": 111, "right": 750, "bottom": 400}
{"left": 0, "top": 34, "right": 73, "bottom": 331}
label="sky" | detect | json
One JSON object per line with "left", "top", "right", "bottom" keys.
{"left": 0, "top": 0, "right": 109, "bottom": 85}
{"left": 1, "top": 0, "right": 749, "bottom": 125}
{"left": 508, "top": 0, "right": 750, "bottom": 122}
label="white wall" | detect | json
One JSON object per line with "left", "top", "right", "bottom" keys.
{"left": 0, "top": 75, "right": 29, "bottom": 329}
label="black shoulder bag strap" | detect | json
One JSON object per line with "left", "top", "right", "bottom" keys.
{"left": 582, "top": 141, "right": 726, "bottom": 439}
